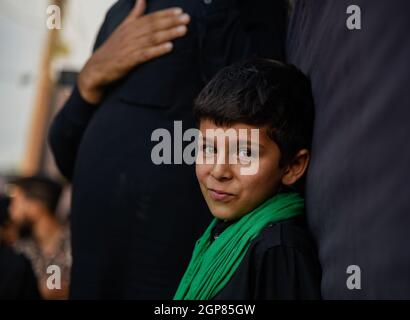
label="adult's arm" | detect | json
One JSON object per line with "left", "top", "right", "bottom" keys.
{"left": 48, "top": 0, "right": 190, "bottom": 180}
{"left": 47, "top": 3, "right": 114, "bottom": 180}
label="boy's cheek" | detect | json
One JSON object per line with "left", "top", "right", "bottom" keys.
{"left": 198, "top": 181, "right": 211, "bottom": 205}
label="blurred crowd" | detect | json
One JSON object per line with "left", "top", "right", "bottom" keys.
{"left": 0, "top": 176, "right": 70, "bottom": 299}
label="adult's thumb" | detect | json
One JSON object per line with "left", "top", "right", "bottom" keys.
{"left": 132, "top": 0, "right": 146, "bottom": 18}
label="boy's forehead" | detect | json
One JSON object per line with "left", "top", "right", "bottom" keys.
{"left": 199, "top": 119, "right": 270, "bottom": 140}
{"left": 199, "top": 118, "right": 265, "bottom": 131}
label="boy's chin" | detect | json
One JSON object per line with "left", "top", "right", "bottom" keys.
{"left": 209, "top": 206, "right": 246, "bottom": 221}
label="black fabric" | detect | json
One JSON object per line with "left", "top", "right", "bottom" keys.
{"left": 48, "top": 0, "right": 287, "bottom": 299}
{"left": 212, "top": 216, "right": 322, "bottom": 300}
{"left": 0, "top": 242, "right": 41, "bottom": 300}
{"left": 287, "top": 0, "right": 410, "bottom": 298}
{"left": 48, "top": 87, "right": 98, "bottom": 180}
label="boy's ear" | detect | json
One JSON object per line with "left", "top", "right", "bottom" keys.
{"left": 281, "top": 149, "right": 310, "bottom": 186}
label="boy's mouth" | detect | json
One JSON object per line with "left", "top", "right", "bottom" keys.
{"left": 207, "top": 188, "right": 235, "bottom": 202}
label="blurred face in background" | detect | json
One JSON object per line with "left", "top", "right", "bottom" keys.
{"left": 9, "top": 186, "right": 31, "bottom": 225}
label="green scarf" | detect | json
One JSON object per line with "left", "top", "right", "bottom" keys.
{"left": 173, "top": 192, "right": 304, "bottom": 300}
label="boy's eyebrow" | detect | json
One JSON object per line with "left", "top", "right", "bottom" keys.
{"left": 202, "top": 136, "right": 214, "bottom": 143}
{"left": 201, "top": 136, "right": 264, "bottom": 149}
{"left": 237, "top": 139, "right": 264, "bottom": 150}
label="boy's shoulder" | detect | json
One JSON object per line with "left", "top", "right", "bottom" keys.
{"left": 250, "top": 214, "right": 318, "bottom": 257}
{"left": 213, "top": 215, "right": 322, "bottom": 299}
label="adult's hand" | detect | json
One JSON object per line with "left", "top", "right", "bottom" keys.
{"left": 77, "top": 0, "right": 190, "bottom": 104}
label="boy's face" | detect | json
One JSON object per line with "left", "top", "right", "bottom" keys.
{"left": 196, "top": 119, "right": 285, "bottom": 221}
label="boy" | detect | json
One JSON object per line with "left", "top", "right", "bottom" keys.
{"left": 174, "top": 59, "right": 321, "bottom": 300}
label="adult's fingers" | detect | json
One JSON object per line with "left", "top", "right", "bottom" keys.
{"left": 134, "top": 25, "right": 187, "bottom": 48}
{"left": 133, "top": 42, "right": 174, "bottom": 64}
{"left": 130, "top": 0, "right": 146, "bottom": 18}
{"left": 129, "top": 6, "right": 182, "bottom": 23}
{"left": 133, "top": 10, "right": 190, "bottom": 38}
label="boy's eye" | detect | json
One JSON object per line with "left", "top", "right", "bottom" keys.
{"left": 238, "top": 149, "right": 249, "bottom": 157}
{"left": 238, "top": 148, "right": 253, "bottom": 161}
{"left": 203, "top": 144, "right": 216, "bottom": 155}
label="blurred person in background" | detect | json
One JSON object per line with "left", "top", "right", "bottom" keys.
{"left": 48, "top": 0, "right": 287, "bottom": 298}
{"left": 0, "top": 209, "right": 20, "bottom": 247}
{"left": 8, "top": 176, "right": 71, "bottom": 300}
{"left": 0, "top": 194, "right": 41, "bottom": 300}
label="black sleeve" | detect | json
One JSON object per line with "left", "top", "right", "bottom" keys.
{"left": 253, "top": 245, "right": 322, "bottom": 300}
{"left": 48, "top": 86, "right": 99, "bottom": 180}
{"left": 47, "top": 1, "right": 122, "bottom": 180}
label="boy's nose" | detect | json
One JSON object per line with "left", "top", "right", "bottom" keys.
{"left": 210, "top": 157, "right": 233, "bottom": 181}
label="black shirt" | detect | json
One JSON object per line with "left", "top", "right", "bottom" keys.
{"left": 212, "top": 215, "right": 321, "bottom": 300}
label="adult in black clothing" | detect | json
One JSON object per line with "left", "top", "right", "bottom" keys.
{"left": 48, "top": 0, "right": 287, "bottom": 298}
{"left": 287, "top": 0, "right": 410, "bottom": 298}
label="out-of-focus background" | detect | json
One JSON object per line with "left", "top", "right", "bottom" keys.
{"left": 0, "top": 0, "right": 115, "bottom": 299}
{"left": 0, "top": 0, "right": 116, "bottom": 178}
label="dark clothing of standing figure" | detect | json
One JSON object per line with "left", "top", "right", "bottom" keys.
{"left": 49, "top": 0, "right": 287, "bottom": 299}
{"left": 287, "top": 0, "right": 410, "bottom": 298}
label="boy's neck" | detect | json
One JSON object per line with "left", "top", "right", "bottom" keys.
{"left": 211, "top": 219, "right": 235, "bottom": 242}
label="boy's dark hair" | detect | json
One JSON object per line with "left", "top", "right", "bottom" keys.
{"left": 194, "top": 58, "right": 314, "bottom": 167}
{"left": 10, "top": 176, "right": 62, "bottom": 214}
